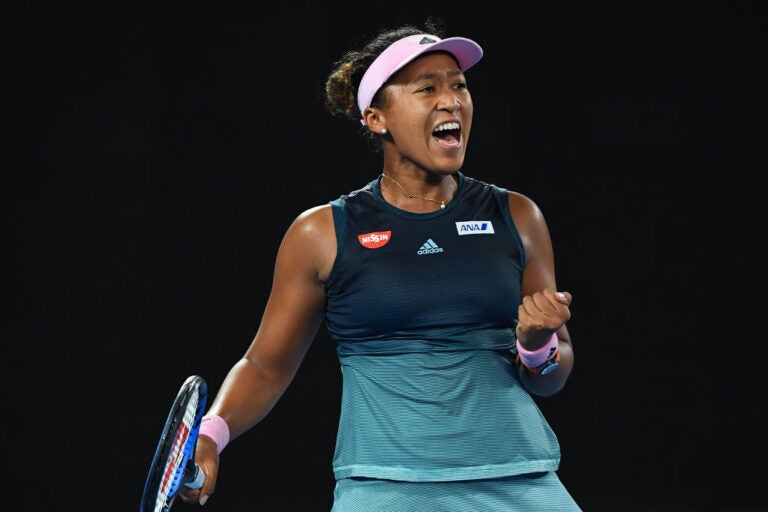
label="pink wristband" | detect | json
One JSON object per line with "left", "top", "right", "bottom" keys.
{"left": 199, "top": 414, "right": 230, "bottom": 455}
{"left": 516, "top": 333, "right": 559, "bottom": 368}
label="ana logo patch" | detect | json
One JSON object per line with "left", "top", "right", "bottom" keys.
{"left": 455, "top": 221, "right": 495, "bottom": 235}
{"left": 358, "top": 231, "right": 391, "bottom": 249}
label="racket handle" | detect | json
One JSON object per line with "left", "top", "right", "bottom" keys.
{"left": 185, "top": 463, "right": 206, "bottom": 489}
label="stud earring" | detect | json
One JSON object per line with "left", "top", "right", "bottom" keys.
{"left": 381, "top": 128, "right": 387, "bottom": 135}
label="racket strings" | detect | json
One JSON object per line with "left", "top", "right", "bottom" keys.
{"left": 154, "top": 390, "right": 201, "bottom": 511}
{"left": 141, "top": 376, "right": 207, "bottom": 512}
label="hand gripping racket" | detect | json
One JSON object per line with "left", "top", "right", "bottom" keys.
{"left": 140, "top": 375, "right": 207, "bottom": 512}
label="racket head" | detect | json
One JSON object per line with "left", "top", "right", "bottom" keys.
{"left": 140, "top": 375, "right": 207, "bottom": 512}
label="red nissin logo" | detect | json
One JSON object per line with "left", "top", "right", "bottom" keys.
{"left": 358, "top": 231, "right": 391, "bottom": 249}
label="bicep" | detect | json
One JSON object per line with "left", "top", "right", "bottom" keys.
{"left": 509, "top": 192, "right": 557, "bottom": 297}
{"left": 244, "top": 205, "right": 335, "bottom": 380}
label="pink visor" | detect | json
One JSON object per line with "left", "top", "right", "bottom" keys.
{"left": 357, "top": 34, "right": 483, "bottom": 125}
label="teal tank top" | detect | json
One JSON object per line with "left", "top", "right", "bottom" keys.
{"left": 325, "top": 172, "right": 561, "bottom": 482}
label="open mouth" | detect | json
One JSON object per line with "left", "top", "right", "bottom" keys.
{"left": 433, "top": 121, "right": 461, "bottom": 146}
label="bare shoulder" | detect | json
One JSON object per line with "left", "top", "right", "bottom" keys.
{"left": 280, "top": 204, "right": 336, "bottom": 281}
{"left": 290, "top": 203, "right": 335, "bottom": 234}
{"left": 507, "top": 190, "right": 546, "bottom": 228}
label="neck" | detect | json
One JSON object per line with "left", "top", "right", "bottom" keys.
{"left": 380, "top": 173, "right": 456, "bottom": 210}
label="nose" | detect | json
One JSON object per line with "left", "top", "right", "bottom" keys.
{"left": 438, "top": 93, "right": 461, "bottom": 112}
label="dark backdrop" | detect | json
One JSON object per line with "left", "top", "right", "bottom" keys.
{"left": 6, "top": 2, "right": 765, "bottom": 511}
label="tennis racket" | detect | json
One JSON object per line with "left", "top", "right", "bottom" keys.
{"left": 140, "top": 375, "right": 208, "bottom": 512}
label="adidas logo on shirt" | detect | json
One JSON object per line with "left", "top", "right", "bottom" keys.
{"left": 417, "top": 239, "right": 444, "bottom": 255}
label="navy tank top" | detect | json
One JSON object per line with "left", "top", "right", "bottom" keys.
{"left": 325, "top": 172, "right": 561, "bottom": 482}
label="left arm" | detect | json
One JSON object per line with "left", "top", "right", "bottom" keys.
{"left": 509, "top": 191, "right": 575, "bottom": 397}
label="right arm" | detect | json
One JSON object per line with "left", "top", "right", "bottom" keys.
{"left": 508, "top": 191, "right": 575, "bottom": 397}
{"left": 180, "top": 204, "right": 336, "bottom": 505}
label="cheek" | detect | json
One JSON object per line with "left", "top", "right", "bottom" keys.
{"left": 463, "top": 94, "right": 474, "bottom": 111}
{"left": 400, "top": 99, "right": 431, "bottom": 119}
{"left": 462, "top": 99, "right": 474, "bottom": 125}
{"left": 391, "top": 103, "right": 432, "bottom": 133}
{"left": 383, "top": 94, "right": 427, "bottom": 130}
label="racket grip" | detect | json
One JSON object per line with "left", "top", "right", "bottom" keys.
{"left": 185, "top": 463, "right": 206, "bottom": 489}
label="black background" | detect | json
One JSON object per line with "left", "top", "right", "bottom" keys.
{"left": 5, "top": 2, "right": 765, "bottom": 511}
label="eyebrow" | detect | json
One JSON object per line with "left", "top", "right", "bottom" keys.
{"left": 412, "top": 69, "right": 464, "bottom": 82}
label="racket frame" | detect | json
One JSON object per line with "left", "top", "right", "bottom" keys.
{"left": 139, "top": 375, "right": 207, "bottom": 512}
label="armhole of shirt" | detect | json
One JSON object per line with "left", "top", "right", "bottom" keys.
{"left": 492, "top": 185, "right": 526, "bottom": 270}
{"left": 327, "top": 197, "right": 347, "bottom": 288}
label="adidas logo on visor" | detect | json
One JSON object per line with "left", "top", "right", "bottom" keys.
{"left": 419, "top": 37, "right": 438, "bottom": 45}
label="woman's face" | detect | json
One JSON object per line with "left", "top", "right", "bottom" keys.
{"left": 378, "top": 51, "right": 474, "bottom": 174}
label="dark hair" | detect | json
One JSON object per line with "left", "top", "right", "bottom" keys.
{"left": 324, "top": 17, "right": 447, "bottom": 143}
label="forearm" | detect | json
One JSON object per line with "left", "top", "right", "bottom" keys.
{"left": 205, "top": 356, "right": 293, "bottom": 442}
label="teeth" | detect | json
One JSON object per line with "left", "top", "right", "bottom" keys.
{"left": 434, "top": 122, "right": 460, "bottom": 132}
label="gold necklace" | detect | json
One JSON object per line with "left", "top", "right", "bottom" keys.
{"left": 381, "top": 173, "right": 455, "bottom": 209}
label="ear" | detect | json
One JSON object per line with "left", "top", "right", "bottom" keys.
{"left": 363, "top": 107, "right": 387, "bottom": 135}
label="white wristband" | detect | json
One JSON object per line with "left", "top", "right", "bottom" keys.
{"left": 199, "top": 414, "right": 230, "bottom": 454}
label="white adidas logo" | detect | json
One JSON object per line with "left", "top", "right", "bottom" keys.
{"left": 417, "top": 239, "right": 444, "bottom": 255}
